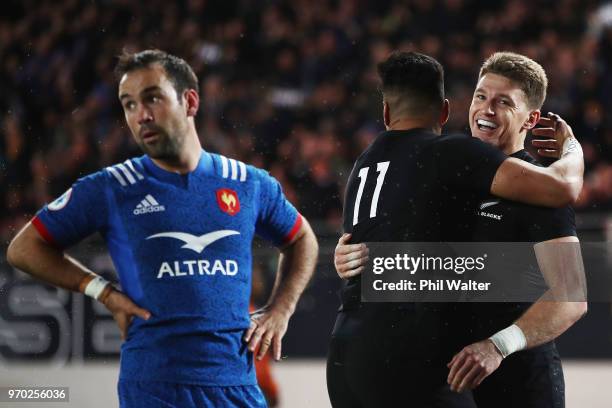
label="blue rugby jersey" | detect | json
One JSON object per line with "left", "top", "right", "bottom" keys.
{"left": 33, "top": 150, "right": 302, "bottom": 386}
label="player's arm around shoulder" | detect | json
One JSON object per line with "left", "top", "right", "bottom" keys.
{"left": 491, "top": 113, "right": 584, "bottom": 207}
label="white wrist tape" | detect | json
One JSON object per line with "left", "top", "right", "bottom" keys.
{"left": 489, "top": 324, "right": 527, "bottom": 358}
{"left": 84, "top": 276, "right": 110, "bottom": 300}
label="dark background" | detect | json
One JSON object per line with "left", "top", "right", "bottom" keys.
{"left": 1, "top": 0, "right": 611, "bottom": 362}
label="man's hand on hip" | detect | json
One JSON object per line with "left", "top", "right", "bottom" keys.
{"left": 102, "top": 288, "right": 151, "bottom": 340}
{"left": 244, "top": 306, "right": 290, "bottom": 361}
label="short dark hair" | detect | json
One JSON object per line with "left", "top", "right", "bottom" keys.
{"left": 114, "top": 49, "right": 199, "bottom": 99}
{"left": 377, "top": 51, "right": 445, "bottom": 116}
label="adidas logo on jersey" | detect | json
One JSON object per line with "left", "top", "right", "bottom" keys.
{"left": 134, "top": 195, "right": 165, "bottom": 215}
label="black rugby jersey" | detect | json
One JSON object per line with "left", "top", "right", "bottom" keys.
{"left": 467, "top": 149, "right": 576, "bottom": 338}
{"left": 340, "top": 128, "right": 507, "bottom": 309}
{"left": 473, "top": 149, "right": 576, "bottom": 243}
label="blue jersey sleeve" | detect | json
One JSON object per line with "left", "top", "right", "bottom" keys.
{"left": 33, "top": 171, "right": 109, "bottom": 248}
{"left": 254, "top": 169, "right": 301, "bottom": 246}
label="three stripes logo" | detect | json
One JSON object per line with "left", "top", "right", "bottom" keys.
{"left": 220, "top": 156, "right": 247, "bottom": 182}
{"left": 134, "top": 194, "right": 165, "bottom": 215}
{"left": 107, "top": 160, "right": 145, "bottom": 186}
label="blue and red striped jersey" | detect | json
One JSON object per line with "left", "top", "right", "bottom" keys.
{"left": 34, "top": 150, "right": 301, "bottom": 386}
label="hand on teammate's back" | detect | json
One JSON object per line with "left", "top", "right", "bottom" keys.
{"left": 334, "top": 234, "right": 369, "bottom": 279}
{"left": 447, "top": 339, "right": 503, "bottom": 393}
{"left": 531, "top": 112, "right": 575, "bottom": 159}
{"left": 244, "top": 307, "right": 290, "bottom": 361}
{"left": 102, "top": 288, "right": 151, "bottom": 340}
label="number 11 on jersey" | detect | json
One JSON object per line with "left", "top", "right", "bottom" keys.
{"left": 352, "top": 161, "right": 390, "bottom": 226}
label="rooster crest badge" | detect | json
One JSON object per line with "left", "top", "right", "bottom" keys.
{"left": 216, "top": 188, "right": 240, "bottom": 215}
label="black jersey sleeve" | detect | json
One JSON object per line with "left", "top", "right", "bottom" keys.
{"left": 522, "top": 205, "right": 577, "bottom": 242}
{"left": 436, "top": 135, "right": 507, "bottom": 194}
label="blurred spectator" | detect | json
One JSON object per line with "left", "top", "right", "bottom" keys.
{"left": 1, "top": 0, "right": 611, "bottom": 242}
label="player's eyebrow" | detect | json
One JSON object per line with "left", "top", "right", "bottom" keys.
{"left": 474, "top": 88, "right": 516, "bottom": 102}
{"left": 119, "top": 86, "right": 162, "bottom": 101}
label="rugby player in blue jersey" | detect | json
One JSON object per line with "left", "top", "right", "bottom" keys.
{"left": 7, "top": 49, "right": 318, "bottom": 408}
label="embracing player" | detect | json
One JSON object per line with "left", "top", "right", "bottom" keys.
{"left": 444, "top": 52, "right": 587, "bottom": 408}
{"left": 327, "top": 51, "right": 584, "bottom": 407}
{"left": 7, "top": 50, "right": 318, "bottom": 408}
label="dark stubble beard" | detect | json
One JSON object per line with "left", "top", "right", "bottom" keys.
{"left": 137, "top": 125, "right": 185, "bottom": 161}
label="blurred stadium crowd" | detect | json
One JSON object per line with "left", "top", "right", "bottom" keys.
{"left": 1, "top": 0, "right": 612, "bottom": 242}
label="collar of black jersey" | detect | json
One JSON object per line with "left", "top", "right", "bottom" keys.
{"left": 380, "top": 128, "right": 437, "bottom": 138}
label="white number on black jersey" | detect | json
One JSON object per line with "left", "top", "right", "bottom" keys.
{"left": 352, "top": 161, "right": 390, "bottom": 226}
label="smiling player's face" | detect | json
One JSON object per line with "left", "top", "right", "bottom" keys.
{"left": 469, "top": 73, "right": 539, "bottom": 154}
{"left": 118, "top": 64, "right": 190, "bottom": 160}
